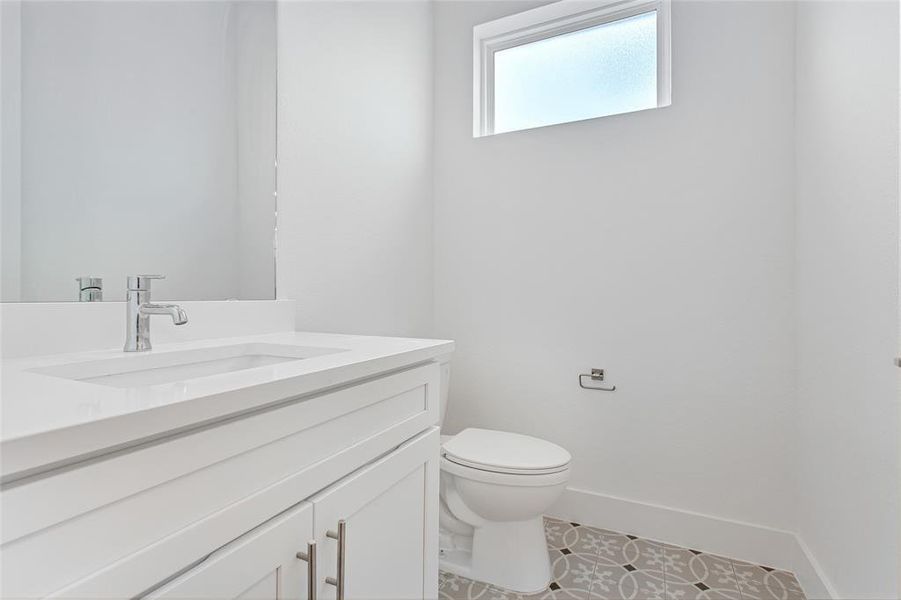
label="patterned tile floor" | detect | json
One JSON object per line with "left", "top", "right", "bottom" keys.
{"left": 439, "top": 518, "right": 806, "bottom": 600}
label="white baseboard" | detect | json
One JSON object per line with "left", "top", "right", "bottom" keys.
{"left": 548, "top": 487, "right": 837, "bottom": 600}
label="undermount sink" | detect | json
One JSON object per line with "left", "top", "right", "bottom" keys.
{"left": 30, "top": 343, "right": 346, "bottom": 389}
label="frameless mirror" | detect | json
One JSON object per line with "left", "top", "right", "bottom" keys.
{"left": 1, "top": 0, "right": 277, "bottom": 302}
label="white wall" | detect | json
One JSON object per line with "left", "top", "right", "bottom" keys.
{"left": 794, "top": 1, "right": 900, "bottom": 597}
{"left": 433, "top": 0, "right": 798, "bottom": 532}
{"left": 277, "top": 1, "right": 434, "bottom": 337}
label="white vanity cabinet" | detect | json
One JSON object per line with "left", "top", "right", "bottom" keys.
{"left": 146, "top": 430, "right": 439, "bottom": 600}
{"left": 0, "top": 354, "right": 447, "bottom": 600}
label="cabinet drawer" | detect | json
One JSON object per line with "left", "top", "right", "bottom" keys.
{"left": 2, "top": 363, "right": 440, "bottom": 598}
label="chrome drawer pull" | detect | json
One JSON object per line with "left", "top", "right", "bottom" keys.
{"left": 325, "top": 520, "right": 346, "bottom": 600}
{"left": 296, "top": 540, "right": 317, "bottom": 600}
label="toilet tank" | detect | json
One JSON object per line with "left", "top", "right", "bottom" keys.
{"left": 438, "top": 358, "right": 451, "bottom": 427}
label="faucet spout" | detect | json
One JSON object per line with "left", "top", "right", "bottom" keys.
{"left": 140, "top": 303, "right": 189, "bottom": 325}
{"left": 124, "top": 275, "right": 189, "bottom": 351}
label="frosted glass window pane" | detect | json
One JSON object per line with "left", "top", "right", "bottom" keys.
{"left": 493, "top": 11, "right": 657, "bottom": 134}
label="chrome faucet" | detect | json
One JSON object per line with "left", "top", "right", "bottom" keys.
{"left": 124, "top": 275, "right": 188, "bottom": 352}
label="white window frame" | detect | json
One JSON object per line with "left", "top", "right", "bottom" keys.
{"left": 472, "top": 0, "right": 672, "bottom": 137}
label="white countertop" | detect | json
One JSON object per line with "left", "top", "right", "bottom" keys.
{"left": 1, "top": 331, "right": 453, "bottom": 480}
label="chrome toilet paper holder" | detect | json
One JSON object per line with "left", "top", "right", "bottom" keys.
{"left": 578, "top": 368, "right": 616, "bottom": 392}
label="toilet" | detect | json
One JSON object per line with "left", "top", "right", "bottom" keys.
{"left": 437, "top": 361, "right": 571, "bottom": 593}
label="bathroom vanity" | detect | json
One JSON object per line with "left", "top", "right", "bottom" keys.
{"left": 0, "top": 330, "right": 453, "bottom": 599}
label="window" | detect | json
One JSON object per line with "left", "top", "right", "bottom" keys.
{"left": 473, "top": 0, "right": 671, "bottom": 136}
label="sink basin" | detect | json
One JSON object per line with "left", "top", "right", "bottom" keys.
{"left": 30, "top": 343, "right": 345, "bottom": 389}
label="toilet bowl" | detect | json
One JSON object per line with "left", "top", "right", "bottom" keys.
{"left": 438, "top": 428, "right": 571, "bottom": 593}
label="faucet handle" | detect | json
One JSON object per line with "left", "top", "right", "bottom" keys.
{"left": 127, "top": 274, "right": 165, "bottom": 291}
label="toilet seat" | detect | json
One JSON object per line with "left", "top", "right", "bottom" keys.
{"left": 441, "top": 455, "right": 571, "bottom": 486}
{"left": 442, "top": 428, "right": 571, "bottom": 476}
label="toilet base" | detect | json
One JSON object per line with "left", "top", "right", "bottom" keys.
{"left": 439, "top": 516, "right": 551, "bottom": 594}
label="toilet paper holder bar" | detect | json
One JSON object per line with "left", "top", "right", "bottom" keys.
{"left": 579, "top": 368, "right": 616, "bottom": 392}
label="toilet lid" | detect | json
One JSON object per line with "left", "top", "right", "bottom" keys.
{"left": 442, "top": 428, "right": 571, "bottom": 475}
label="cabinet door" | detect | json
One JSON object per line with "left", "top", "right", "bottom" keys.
{"left": 311, "top": 428, "right": 439, "bottom": 600}
{"left": 146, "top": 502, "right": 315, "bottom": 600}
